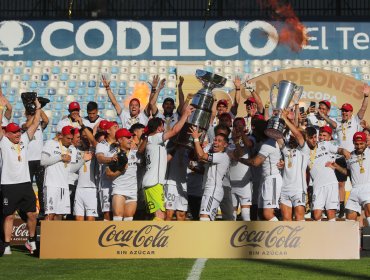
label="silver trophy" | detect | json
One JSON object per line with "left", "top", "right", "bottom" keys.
{"left": 175, "top": 70, "right": 227, "bottom": 149}
{"left": 265, "top": 80, "right": 303, "bottom": 139}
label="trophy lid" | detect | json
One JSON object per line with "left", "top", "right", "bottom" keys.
{"left": 195, "top": 70, "right": 227, "bottom": 90}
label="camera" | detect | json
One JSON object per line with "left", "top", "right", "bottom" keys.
{"left": 21, "top": 92, "right": 50, "bottom": 115}
{"left": 108, "top": 150, "right": 128, "bottom": 172}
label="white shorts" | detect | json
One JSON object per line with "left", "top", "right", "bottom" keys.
{"left": 312, "top": 183, "right": 339, "bottom": 211}
{"left": 100, "top": 188, "right": 112, "bottom": 212}
{"left": 44, "top": 186, "right": 70, "bottom": 215}
{"left": 258, "top": 174, "right": 282, "bottom": 209}
{"left": 200, "top": 184, "right": 224, "bottom": 221}
{"left": 112, "top": 188, "right": 138, "bottom": 202}
{"left": 74, "top": 188, "right": 98, "bottom": 217}
{"left": 280, "top": 191, "right": 306, "bottom": 208}
{"left": 164, "top": 184, "right": 188, "bottom": 212}
{"left": 345, "top": 185, "right": 370, "bottom": 214}
{"left": 231, "top": 182, "right": 252, "bottom": 208}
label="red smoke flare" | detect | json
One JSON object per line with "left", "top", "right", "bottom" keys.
{"left": 258, "top": 0, "right": 309, "bottom": 52}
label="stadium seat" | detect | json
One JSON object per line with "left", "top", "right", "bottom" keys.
{"left": 41, "top": 74, "right": 49, "bottom": 81}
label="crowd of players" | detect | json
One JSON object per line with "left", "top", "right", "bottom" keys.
{"left": 1, "top": 74, "right": 370, "bottom": 256}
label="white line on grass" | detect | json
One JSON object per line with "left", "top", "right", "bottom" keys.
{"left": 186, "top": 258, "right": 208, "bottom": 280}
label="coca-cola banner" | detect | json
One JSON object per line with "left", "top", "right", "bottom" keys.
{"left": 40, "top": 221, "right": 359, "bottom": 259}
{"left": 11, "top": 219, "right": 29, "bottom": 245}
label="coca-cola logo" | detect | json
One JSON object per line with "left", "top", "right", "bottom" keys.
{"left": 230, "top": 225, "right": 303, "bottom": 249}
{"left": 98, "top": 224, "right": 172, "bottom": 248}
{"left": 12, "top": 223, "right": 29, "bottom": 238}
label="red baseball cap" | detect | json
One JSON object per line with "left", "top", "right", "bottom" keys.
{"left": 105, "top": 121, "right": 117, "bottom": 131}
{"left": 99, "top": 120, "right": 109, "bottom": 130}
{"left": 244, "top": 97, "right": 256, "bottom": 104}
{"left": 68, "top": 101, "right": 80, "bottom": 111}
{"left": 340, "top": 103, "right": 353, "bottom": 111}
{"left": 61, "top": 125, "right": 74, "bottom": 136}
{"left": 353, "top": 131, "right": 367, "bottom": 143}
{"left": 217, "top": 99, "right": 228, "bottom": 107}
{"left": 5, "top": 123, "right": 21, "bottom": 133}
{"left": 319, "top": 125, "right": 333, "bottom": 135}
{"left": 115, "top": 128, "right": 132, "bottom": 140}
{"left": 319, "top": 100, "right": 331, "bottom": 109}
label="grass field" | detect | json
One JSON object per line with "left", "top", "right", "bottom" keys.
{"left": 1, "top": 248, "right": 370, "bottom": 280}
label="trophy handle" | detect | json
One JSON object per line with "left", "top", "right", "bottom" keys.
{"left": 292, "top": 85, "right": 304, "bottom": 105}
{"left": 269, "top": 83, "right": 278, "bottom": 110}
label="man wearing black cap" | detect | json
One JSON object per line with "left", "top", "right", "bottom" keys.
{"left": 0, "top": 96, "right": 41, "bottom": 255}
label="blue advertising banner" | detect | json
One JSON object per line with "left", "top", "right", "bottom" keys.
{"left": 0, "top": 20, "right": 368, "bottom": 60}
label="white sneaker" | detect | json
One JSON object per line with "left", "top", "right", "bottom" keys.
{"left": 25, "top": 240, "right": 37, "bottom": 254}
{"left": 4, "top": 246, "right": 12, "bottom": 255}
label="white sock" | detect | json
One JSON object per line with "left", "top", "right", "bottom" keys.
{"left": 123, "top": 217, "right": 133, "bottom": 221}
{"left": 113, "top": 216, "right": 123, "bottom": 221}
{"left": 233, "top": 211, "right": 237, "bottom": 221}
{"left": 316, "top": 219, "right": 322, "bottom": 222}
{"left": 328, "top": 218, "right": 336, "bottom": 222}
{"left": 199, "top": 217, "right": 210, "bottom": 221}
{"left": 297, "top": 219, "right": 305, "bottom": 222}
{"left": 269, "top": 216, "right": 279, "bottom": 222}
{"left": 366, "top": 217, "right": 370, "bottom": 225}
{"left": 241, "top": 208, "right": 251, "bottom": 221}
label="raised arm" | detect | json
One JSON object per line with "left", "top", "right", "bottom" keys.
{"left": 40, "top": 110, "right": 49, "bottom": 130}
{"left": 148, "top": 75, "right": 165, "bottom": 116}
{"left": 230, "top": 76, "right": 241, "bottom": 116}
{"left": 102, "top": 75, "right": 122, "bottom": 116}
{"left": 75, "top": 116, "right": 98, "bottom": 147}
{"left": 27, "top": 99, "right": 41, "bottom": 140}
{"left": 177, "top": 76, "right": 185, "bottom": 114}
{"left": 317, "top": 109, "right": 337, "bottom": 129}
{"left": 163, "top": 105, "right": 194, "bottom": 141}
{"left": 189, "top": 126, "right": 209, "bottom": 161}
{"left": 245, "top": 81, "right": 263, "bottom": 114}
{"left": 281, "top": 109, "right": 305, "bottom": 147}
{"left": 2, "top": 90, "right": 12, "bottom": 121}
{"left": 0, "top": 96, "right": 7, "bottom": 140}
{"left": 239, "top": 154, "right": 266, "bottom": 167}
{"left": 357, "top": 83, "right": 369, "bottom": 120}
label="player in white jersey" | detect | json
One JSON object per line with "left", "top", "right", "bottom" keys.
{"left": 82, "top": 101, "right": 104, "bottom": 130}
{"left": 140, "top": 105, "right": 193, "bottom": 220}
{"left": 73, "top": 124, "right": 98, "bottom": 221}
{"left": 333, "top": 84, "right": 369, "bottom": 217}
{"left": 190, "top": 127, "right": 230, "bottom": 221}
{"left": 306, "top": 100, "right": 336, "bottom": 130}
{"left": 278, "top": 110, "right": 309, "bottom": 221}
{"left": 328, "top": 132, "right": 370, "bottom": 225}
{"left": 228, "top": 118, "right": 255, "bottom": 221}
{"left": 22, "top": 108, "right": 48, "bottom": 216}
{"left": 106, "top": 128, "right": 138, "bottom": 221}
{"left": 56, "top": 102, "right": 82, "bottom": 132}
{"left": 41, "top": 125, "right": 85, "bottom": 220}
{"left": 102, "top": 75, "right": 151, "bottom": 128}
{"left": 238, "top": 125, "right": 282, "bottom": 222}
{"left": 305, "top": 126, "right": 350, "bottom": 221}
{"left": 0, "top": 96, "right": 40, "bottom": 255}
{"left": 96, "top": 121, "right": 119, "bottom": 221}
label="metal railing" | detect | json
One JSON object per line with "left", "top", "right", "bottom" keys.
{"left": 0, "top": 0, "right": 368, "bottom": 20}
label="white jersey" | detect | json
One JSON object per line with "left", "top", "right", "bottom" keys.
{"left": 82, "top": 116, "right": 104, "bottom": 130}
{"left": 0, "top": 133, "right": 31, "bottom": 185}
{"left": 203, "top": 151, "right": 230, "bottom": 191}
{"left": 346, "top": 148, "right": 370, "bottom": 188}
{"left": 96, "top": 140, "right": 119, "bottom": 189}
{"left": 258, "top": 138, "right": 282, "bottom": 178}
{"left": 335, "top": 115, "right": 361, "bottom": 151}
{"left": 165, "top": 147, "right": 188, "bottom": 190}
{"left": 26, "top": 124, "right": 43, "bottom": 161}
{"left": 307, "top": 113, "right": 334, "bottom": 129}
{"left": 119, "top": 109, "right": 149, "bottom": 129}
{"left": 42, "top": 139, "right": 74, "bottom": 189}
{"left": 243, "top": 116, "right": 253, "bottom": 134}
{"left": 228, "top": 142, "right": 253, "bottom": 188}
{"left": 157, "top": 112, "right": 180, "bottom": 132}
{"left": 68, "top": 145, "right": 79, "bottom": 186}
{"left": 112, "top": 150, "right": 138, "bottom": 191}
{"left": 142, "top": 133, "right": 167, "bottom": 187}
{"left": 281, "top": 143, "right": 310, "bottom": 193}
{"left": 77, "top": 150, "right": 99, "bottom": 189}
{"left": 56, "top": 117, "right": 81, "bottom": 133}
{"left": 309, "top": 141, "right": 339, "bottom": 188}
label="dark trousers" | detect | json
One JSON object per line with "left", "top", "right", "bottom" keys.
{"left": 28, "top": 160, "right": 45, "bottom": 215}
{"left": 188, "top": 195, "right": 202, "bottom": 221}
{"left": 66, "top": 184, "right": 77, "bottom": 220}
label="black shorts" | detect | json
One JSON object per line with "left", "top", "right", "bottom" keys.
{"left": 335, "top": 157, "right": 347, "bottom": 183}
{"left": 1, "top": 182, "right": 36, "bottom": 217}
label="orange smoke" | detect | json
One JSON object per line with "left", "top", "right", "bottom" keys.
{"left": 258, "top": 0, "right": 309, "bottom": 52}
{"left": 124, "top": 82, "right": 150, "bottom": 108}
